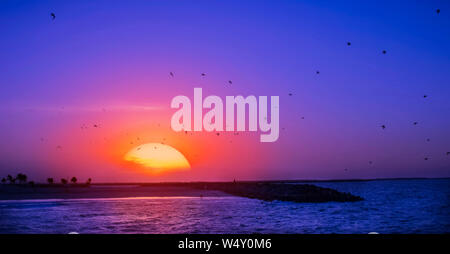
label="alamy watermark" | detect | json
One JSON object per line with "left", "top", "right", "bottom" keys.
{"left": 171, "top": 88, "right": 279, "bottom": 142}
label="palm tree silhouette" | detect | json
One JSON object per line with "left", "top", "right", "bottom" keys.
{"left": 1, "top": 178, "right": 6, "bottom": 184}
{"left": 47, "top": 178, "right": 54, "bottom": 184}
{"left": 16, "top": 173, "right": 27, "bottom": 184}
{"left": 61, "top": 178, "right": 68, "bottom": 185}
{"left": 86, "top": 178, "right": 92, "bottom": 185}
{"left": 70, "top": 177, "right": 77, "bottom": 184}
{"left": 7, "top": 175, "right": 15, "bottom": 184}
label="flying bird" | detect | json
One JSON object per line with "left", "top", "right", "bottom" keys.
{"left": 288, "top": 93, "right": 293, "bottom": 96}
{"left": 347, "top": 42, "right": 351, "bottom": 46}
{"left": 381, "top": 125, "right": 386, "bottom": 129}
{"left": 413, "top": 122, "right": 418, "bottom": 125}
{"left": 169, "top": 72, "right": 174, "bottom": 77}
{"left": 316, "top": 71, "right": 320, "bottom": 74}
{"left": 446, "top": 152, "right": 450, "bottom": 156}
{"left": 382, "top": 50, "right": 387, "bottom": 54}
{"left": 201, "top": 73, "right": 206, "bottom": 77}
{"left": 50, "top": 13, "right": 56, "bottom": 20}
{"left": 436, "top": 9, "right": 440, "bottom": 14}
{"left": 228, "top": 80, "right": 232, "bottom": 84}
{"left": 423, "top": 95, "right": 428, "bottom": 98}
{"left": 216, "top": 133, "right": 220, "bottom": 136}
{"left": 426, "top": 138, "right": 430, "bottom": 142}
{"left": 424, "top": 157, "right": 429, "bottom": 161}
{"left": 369, "top": 161, "right": 373, "bottom": 165}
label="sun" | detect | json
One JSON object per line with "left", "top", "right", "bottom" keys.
{"left": 124, "top": 143, "right": 190, "bottom": 173}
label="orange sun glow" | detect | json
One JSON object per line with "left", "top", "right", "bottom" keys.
{"left": 124, "top": 143, "right": 191, "bottom": 173}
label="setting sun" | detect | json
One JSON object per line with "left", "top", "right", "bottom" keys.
{"left": 124, "top": 143, "right": 190, "bottom": 173}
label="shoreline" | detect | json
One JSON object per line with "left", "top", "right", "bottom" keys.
{"left": 0, "top": 185, "right": 229, "bottom": 201}
{"left": 87, "top": 177, "right": 450, "bottom": 185}
{"left": 0, "top": 182, "right": 363, "bottom": 202}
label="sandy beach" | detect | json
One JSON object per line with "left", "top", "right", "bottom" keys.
{"left": 0, "top": 184, "right": 229, "bottom": 201}
{"left": 0, "top": 182, "right": 363, "bottom": 203}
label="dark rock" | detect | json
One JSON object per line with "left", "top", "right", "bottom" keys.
{"left": 190, "top": 182, "right": 363, "bottom": 203}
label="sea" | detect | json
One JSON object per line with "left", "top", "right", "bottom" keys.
{"left": 0, "top": 179, "right": 448, "bottom": 234}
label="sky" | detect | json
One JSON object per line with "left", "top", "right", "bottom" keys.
{"left": 0, "top": 0, "right": 449, "bottom": 182}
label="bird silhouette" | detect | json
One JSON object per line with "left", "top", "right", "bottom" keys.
{"left": 216, "top": 133, "right": 220, "bottom": 136}
{"left": 382, "top": 50, "right": 387, "bottom": 54}
{"left": 301, "top": 116, "right": 305, "bottom": 119}
{"left": 426, "top": 138, "right": 430, "bottom": 142}
{"left": 288, "top": 93, "right": 293, "bottom": 96}
{"left": 413, "top": 122, "right": 418, "bottom": 125}
{"left": 169, "top": 72, "right": 174, "bottom": 77}
{"left": 436, "top": 9, "right": 440, "bottom": 14}
{"left": 347, "top": 42, "right": 351, "bottom": 46}
{"left": 381, "top": 125, "right": 386, "bottom": 129}
{"left": 50, "top": 13, "right": 56, "bottom": 20}
{"left": 423, "top": 95, "right": 428, "bottom": 98}
{"left": 424, "top": 157, "right": 429, "bottom": 161}
{"left": 201, "top": 73, "right": 206, "bottom": 77}
{"left": 369, "top": 161, "right": 373, "bottom": 165}
{"left": 316, "top": 71, "right": 320, "bottom": 74}
{"left": 446, "top": 152, "right": 450, "bottom": 156}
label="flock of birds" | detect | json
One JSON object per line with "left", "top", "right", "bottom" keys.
{"left": 45, "top": 8, "right": 448, "bottom": 173}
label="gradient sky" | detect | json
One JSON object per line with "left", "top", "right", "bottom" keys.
{"left": 0, "top": 0, "right": 449, "bottom": 182}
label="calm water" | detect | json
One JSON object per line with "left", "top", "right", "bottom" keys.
{"left": 0, "top": 179, "right": 449, "bottom": 234}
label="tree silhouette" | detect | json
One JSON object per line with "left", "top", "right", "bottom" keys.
{"left": 1, "top": 178, "right": 6, "bottom": 184}
{"left": 7, "top": 175, "right": 15, "bottom": 184}
{"left": 61, "top": 178, "right": 68, "bottom": 185}
{"left": 86, "top": 178, "right": 92, "bottom": 185}
{"left": 70, "top": 177, "right": 77, "bottom": 184}
{"left": 16, "top": 173, "right": 27, "bottom": 184}
{"left": 47, "top": 178, "right": 54, "bottom": 184}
